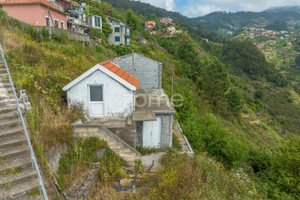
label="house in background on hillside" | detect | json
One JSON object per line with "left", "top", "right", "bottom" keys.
{"left": 0, "top": 0, "right": 68, "bottom": 30}
{"left": 49, "top": 0, "right": 80, "bottom": 10}
{"left": 167, "top": 26, "right": 176, "bottom": 35}
{"left": 145, "top": 21, "right": 156, "bottom": 30}
{"left": 150, "top": 31, "right": 157, "bottom": 35}
{"left": 107, "top": 16, "right": 130, "bottom": 45}
{"left": 63, "top": 53, "right": 175, "bottom": 149}
{"left": 160, "top": 17, "right": 172, "bottom": 24}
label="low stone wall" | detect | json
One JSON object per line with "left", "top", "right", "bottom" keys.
{"left": 110, "top": 127, "right": 136, "bottom": 149}
{"left": 34, "top": 26, "right": 90, "bottom": 43}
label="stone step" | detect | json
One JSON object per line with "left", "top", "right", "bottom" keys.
{"left": 0, "top": 176, "right": 39, "bottom": 200}
{"left": 107, "top": 141, "right": 117, "bottom": 145}
{"left": 108, "top": 144, "right": 122, "bottom": 150}
{"left": 0, "top": 118, "right": 21, "bottom": 130}
{"left": 0, "top": 105, "right": 17, "bottom": 114}
{"left": 0, "top": 126, "right": 23, "bottom": 139}
{"left": 0, "top": 98, "right": 18, "bottom": 106}
{"left": 0, "top": 133, "right": 27, "bottom": 149}
{"left": 0, "top": 68, "right": 7, "bottom": 73}
{"left": 0, "top": 78, "right": 9, "bottom": 83}
{"left": 0, "top": 88, "right": 12, "bottom": 94}
{"left": 116, "top": 148, "right": 131, "bottom": 154}
{"left": 0, "top": 153, "right": 32, "bottom": 174}
{"left": 0, "top": 167, "right": 36, "bottom": 187}
{"left": 122, "top": 156, "right": 135, "bottom": 162}
{"left": 0, "top": 145, "right": 30, "bottom": 159}
{"left": 0, "top": 82, "right": 11, "bottom": 88}
{"left": 73, "top": 127, "right": 100, "bottom": 133}
{"left": 0, "top": 94, "right": 15, "bottom": 101}
{"left": 22, "top": 195, "right": 44, "bottom": 200}
{"left": 0, "top": 110, "right": 19, "bottom": 120}
{"left": 117, "top": 152, "right": 136, "bottom": 158}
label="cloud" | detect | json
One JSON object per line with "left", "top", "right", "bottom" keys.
{"left": 180, "top": 0, "right": 300, "bottom": 17}
{"left": 138, "top": 0, "right": 176, "bottom": 11}
{"left": 136, "top": 0, "right": 300, "bottom": 17}
{"left": 182, "top": 4, "right": 224, "bottom": 17}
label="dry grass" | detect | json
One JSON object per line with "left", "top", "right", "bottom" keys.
{"left": 90, "top": 150, "right": 264, "bottom": 200}
{"left": 62, "top": 161, "right": 88, "bottom": 189}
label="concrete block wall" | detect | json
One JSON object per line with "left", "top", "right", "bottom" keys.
{"left": 159, "top": 114, "right": 173, "bottom": 149}
{"left": 112, "top": 53, "right": 162, "bottom": 89}
{"left": 111, "top": 127, "right": 136, "bottom": 149}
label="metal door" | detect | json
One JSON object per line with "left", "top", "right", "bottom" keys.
{"left": 143, "top": 117, "right": 162, "bottom": 148}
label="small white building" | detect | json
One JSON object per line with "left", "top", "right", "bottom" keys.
{"left": 63, "top": 55, "right": 175, "bottom": 150}
{"left": 63, "top": 60, "right": 139, "bottom": 118}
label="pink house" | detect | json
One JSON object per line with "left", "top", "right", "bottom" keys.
{"left": 0, "top": 0, "right": 68, "bottom": 30}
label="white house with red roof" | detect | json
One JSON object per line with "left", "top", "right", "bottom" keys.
{"left": 63, "top": 61, "right": 139, "bottom": 118}
{"left": 63, "top": 54, "right": 175, "bottom": 149}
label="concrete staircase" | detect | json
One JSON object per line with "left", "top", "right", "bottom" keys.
{"left": 73, "top": 124, "right": 141, "bottom": 165}
{"left": 0, "top": 63, "right": 43, "bottom": 199}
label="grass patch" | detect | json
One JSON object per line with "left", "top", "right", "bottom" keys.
{"left": 0, "top": 156, "right": 6, "bottom": 162}
{"left": 28, "top": 186, "right": 40, "bottom": 196}
{"left": 57, "top": 137, "right": 107, "bottom": 189}
{"left": 2, "top": 181, "right": 12, "bottom": 189}
{"left": 172, "top": 134, "right": 182, "bottom": 151}
{"left": 0, "top": 166, "right": 23, "bottom": 176}
{"left": 136, "top": 146, "right": 160, "bottom": 155}
{"left": 0, "top": 109, "right": 11, "bottom": 114}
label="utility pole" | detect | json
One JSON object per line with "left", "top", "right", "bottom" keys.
{"left": 48, "top": 8, "right": 52, "bottom": 40}
{"left": 132, "top": 49, "right": 135, "bottom": 87}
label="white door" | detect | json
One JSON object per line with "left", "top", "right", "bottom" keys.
{"left": 89, "top": 85, "right": 104, "bottom": 117}
{"left": 143, "top": 117, "right": 162, "bottom": 148}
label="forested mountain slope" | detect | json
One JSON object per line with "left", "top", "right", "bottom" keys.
{"left": 196, "top": 6, "right": 300, "bottom": 34}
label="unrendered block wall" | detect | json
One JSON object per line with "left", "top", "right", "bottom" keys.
{"left": 159, "top": 114, "right": 173, "bottom": 149}
{"left": 112, "top": 53, "right": 162, "bottom": 89}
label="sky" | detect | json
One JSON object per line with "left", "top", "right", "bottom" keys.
{"left": 137, "top": 0, "right": 300, "bottom": 17}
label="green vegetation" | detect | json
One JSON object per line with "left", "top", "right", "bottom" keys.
{"left": 136, "top": 146, "right": 161, "bottom": 155}
{"left": 57, "top": 137, "right": 107, "bottom": 189}
{"left": 223, "top": 39, "right": 288, "bottom": 86}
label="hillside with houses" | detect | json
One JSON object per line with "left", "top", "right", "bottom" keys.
{"left": 0, "top": 0, "right": 299, "bottom": 200}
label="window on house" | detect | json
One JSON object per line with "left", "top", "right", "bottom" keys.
{"left": 45, "top": 17, "right": 50, "bottom": 26}
{"left": 54, "top": 19, "right": 59, "bottom": 28}
{"left": 90, "top": 86, "right": 103, "bottom": 102}
{"left": 89, "top": 16, "right": 92, "bottom": 26}
{"left": 115, "top": 27, "right": 120, "bottom": 32}
{"left": 95, "top": 16, "right": 101, "bottom": 27}
{"left": 61, "top": 22, "right": 64, "bottom": 29}
{"left": 115, "top": 36, "right": 120, "bottom": 42}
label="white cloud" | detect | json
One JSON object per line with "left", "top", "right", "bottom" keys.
{"left": 136, "top": 0, "right": 300, "bottom": 17}
{"left": 138, "top": 0, "right": 176, "bottom": 11}
{"left": 182, "top": 4, "right": 224, "bottom": 17}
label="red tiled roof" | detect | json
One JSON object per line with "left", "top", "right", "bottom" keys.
{"left": 99, "top": 60, "right": 139, "bottom": 90}
{"left": 0, "top": 0, "right": 68, "bottom": 15}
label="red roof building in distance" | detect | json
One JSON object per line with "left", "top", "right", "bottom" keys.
{"left": 160, "top": 17, "right": 172, "bottom": 24}
{"left": 0, "top": 0, "right": 68, "bottom": 29}
{"left": 99, "top": 60, "right": 139, "bottom": 90}
{"left": 145, "top": 21, "right": 156, "bottom": 30}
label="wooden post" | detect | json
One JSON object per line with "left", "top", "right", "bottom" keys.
{"left": 132, "top": 49, "right": 135, "bottom": 87}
